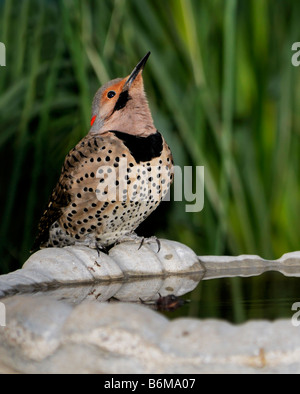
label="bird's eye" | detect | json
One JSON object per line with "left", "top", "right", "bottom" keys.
{"left": 107, "top": 91, "right": 116, "bottom": 99}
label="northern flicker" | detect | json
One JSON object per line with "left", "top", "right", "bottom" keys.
{"left": 33, "top": 52, "right": 174, "bottom": 251}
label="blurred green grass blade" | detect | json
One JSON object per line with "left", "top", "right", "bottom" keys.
{"left": 0, "top": 79, "right": 27, "bottom": 114}
{"left": 103, "top": 0, "right": 126, "bottom": 59}
{"left": 251, "top": 0, "right": 269, "bottom": 62}
{"left": 230, "top": 164, "right": 256, "bottom": 253}
{"left": 215, "top": 0, "right": 237, "bottom": 254}
{"left": 178, "top": 0, "right": 205, "bottom": 87}
{"left": 0, "top": 0, "right": 12, "bottom": 42}
{"left": 0, "top": 0, "right": 12, "bottom": 91}
{"left": 178, "top": 0, "right": 222, "bottom": 144}
{"left": 85, "top": 45, "right": 109, "bottom": 84}
{"left": 0, "top": 0, "right": 45, "bottom": 267}
{"left": 13, "top": 0, "right": 30, "bottom": 80}
{"left": 81, "top": 0, "right": 110, "bottom": 85}
{"left": 21, "top": 39, "right": 64, "bottom": 256}
{"left": 60, "top": 0, "right": 91, "bottom": 128}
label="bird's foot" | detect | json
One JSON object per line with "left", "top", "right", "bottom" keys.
{"left": 114, "top": 233, "right": 161, "bottom": 253}
{"left": 138, "top": 236, "right": 161, "bottom": 253}
{"left": 95, "top": 243, "right": 110, "bottom": 256}
{"left": 114, "top": 232, "right": 141, "bottom": 245}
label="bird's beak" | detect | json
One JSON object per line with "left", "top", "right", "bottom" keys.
{"left": 123, "top": 52, "right": 151, "bottom": 90}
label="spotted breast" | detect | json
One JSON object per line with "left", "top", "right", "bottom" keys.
{"left": 34, "top": 130, "right": 173, "bottom": 250}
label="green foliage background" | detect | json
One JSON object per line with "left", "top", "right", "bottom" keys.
{"left": 0, "top": 0, "right": 300, "bottom": 278}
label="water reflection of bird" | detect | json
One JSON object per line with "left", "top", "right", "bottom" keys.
{"left": 140, "top": 293, "right": 189, "bottom": 312}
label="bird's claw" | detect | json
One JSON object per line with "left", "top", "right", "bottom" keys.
{"left": 114, "top": 233, "right": 161, "bottom": 253}
{"left": 138, "top": 236, "right": 161, "bottom": 253}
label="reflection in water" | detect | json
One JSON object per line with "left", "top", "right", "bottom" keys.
{"left": 24, "top": 272, "right": 203, "bottom": 307}
{"left": 170, "top": 271, "right": 300, "bottom": 324}
{"left": 140, "top": 293, "right": 189, "bottom": 312}
{"left": 2, "top": 255, "right": 300, "bottom": 324}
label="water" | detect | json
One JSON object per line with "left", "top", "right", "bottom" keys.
{"left": 160, "top": 271, "right": 300, "bottom": 323}
{"left": 8, "top": 269, "right": 299, "bottom": 325}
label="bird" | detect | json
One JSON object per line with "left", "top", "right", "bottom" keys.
{"left": 33, "top": 52, "right": 174, "bottom": 252}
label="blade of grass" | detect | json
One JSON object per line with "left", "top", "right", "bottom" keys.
{"left": 215, "top": 0, "right": 237, "bottom": 254}
{"left": 0, "top": 0, "right": 45, "bottom": 269}
{"left": 103, "top": 0, "right": 126, "bottom": 59}
{"left": 21, "top": 39, "right": 64, "bottom": 256}
{"left": 0, "top": 0, "right": 12, "bottom": 91}
{"left": 60, "top": 0, "right": 90, "bottom": 129}
{"left": 12, "top": 0, "right": 30, "bottom": 80}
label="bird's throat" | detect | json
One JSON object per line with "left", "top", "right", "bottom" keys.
{"left": 101, "top": 100, "right": 156, "bottom": 137}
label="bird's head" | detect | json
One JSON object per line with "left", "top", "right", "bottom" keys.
{"left": 90, "top": 52, "right": 155, "bottom": 137}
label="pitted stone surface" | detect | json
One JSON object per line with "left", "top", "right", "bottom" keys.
{"left": 0, "top": 295, "right": 299, "bottom": 374}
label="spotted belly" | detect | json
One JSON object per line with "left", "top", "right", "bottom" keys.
{"left": 46, "top": 154, "right": 173, "bottom": 249}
